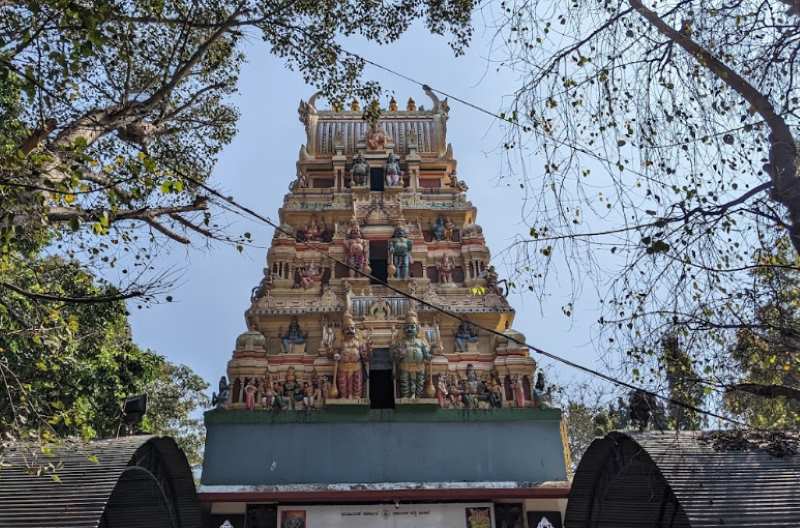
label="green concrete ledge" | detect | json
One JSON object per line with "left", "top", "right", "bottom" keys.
{"left": 204, "top": 406, "right": 562, "bottom": 425}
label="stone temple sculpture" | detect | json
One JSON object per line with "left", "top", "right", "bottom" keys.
{"left": 343, "top": 219, "right": 369, "bottom": 276}
{"left": 391, "top": 309, "right": 431, "bottom": 399}
{"left": 331, "top": 311, "right": 368, "bottom": 399}
{"left": 351, "top": 153, "right": 368, "bottom": 186}
{"left": 388, "top": 225, "right": 413, "bottom": 279}
{"left": 385, "top": 153, "right": 402, "bottom": 186}
{"left": 281, "top": 317, "right": 307, "bottom": 353}
{"left": 221, "top": 94, "right": 538, "bottom": 414}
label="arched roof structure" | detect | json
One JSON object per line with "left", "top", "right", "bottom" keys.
{"left": 0, "top": 435, "right": 200, "bottom": 528}
{"left": 565, "top": 431, "right": 800, "bottom": 528}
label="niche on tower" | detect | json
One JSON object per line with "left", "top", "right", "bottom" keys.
{"left": 369, "top": 240, "right": 388, "bottom": 284}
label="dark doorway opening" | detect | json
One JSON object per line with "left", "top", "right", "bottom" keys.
{"left": 370, "top": 168, "right": 384, "bottom": 191}
{"left": 246, "top": 504, "right": 277, "bottom": 528}
{"left": 369, "top": 348, "right": 395, "bottom": 409}
{"left": 369, "top": 240, "right": 388, "bottom": 284}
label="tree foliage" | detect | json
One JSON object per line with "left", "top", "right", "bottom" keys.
{"left": 0, "top": 253, "right": 207, "bottom": 453}
{"left": 660, "top": 333, "right": 704, "bottom": 430}
{"left": 725, "top": 239, "right": 800, "bottom": 429}
{"left": 143, "top": 362, "right": 209, "bottom": 465}
{"left": 491, "top": 0, "right": 800, "bottom": 420}
{"left": 0, "top": 0, "right": 474, "bottom": 441}
{"left": 1, "top": 0, "right": 474, "bottom": 283}
{"left": 557, "top": 382, "right": 629, "bottom": 472}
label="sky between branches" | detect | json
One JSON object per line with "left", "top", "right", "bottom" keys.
{"left": 126, "top": 20, "right": 606, "bottom": 396}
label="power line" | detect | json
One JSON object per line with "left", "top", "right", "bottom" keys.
{"left": 166, "top": 165, "right": 749, "bottom": 430}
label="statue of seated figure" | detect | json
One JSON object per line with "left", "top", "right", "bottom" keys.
{"left": 281, "top": 316, "right": 307, "bottom": 354}
{"left": 454, "top": 320, "right": 479, "bottom": 353}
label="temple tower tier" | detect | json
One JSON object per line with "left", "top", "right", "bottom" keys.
{"left": 201, "top": 93, "right": 568, "bottom": 528}
{"left": 218, "top": 92, "right": 545, "bottom": 412}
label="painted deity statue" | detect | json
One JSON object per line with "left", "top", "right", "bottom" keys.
{"left": 488, "top": 378, "right": 504, "bottom": 408}
{"left": 250, "top": 268, "right": 274, "bottom": 303}
{"left": 437, "top": 255, "right": 454, "bottom": 283}
{"left": 462, "top": 364, "right": 481, "bottom": 408}
{"left": 444, "top": 217, "right": 456, "bottom": 241}
{"left": 296, "top": 262, "right": 322, "bottom": 290}
{"left": 432, "top": 216, "right": 446, "bottom": 241}
{"left": 436, "top": 373, "right": 450, "bottom": 408}
{"left": 391, "top": 310, "right": 431, "bottom": 399}
{"left": 343, "top": 219, "right": 369, "bottom": 276}
{"left": 388, "top": 226, "right": 413, "bottom": 279}
{"left": 351, "top": 153, "right": 368, "bottom": 186}
{"left": 422, "top": 318, "right": 442, "bottom": 354}
{"left": 281, "top": 316, "right": 307, "bottom": 353}
{"left": 306, "top": 218, "right": 322, "bottom": 241}
{"left": 385, "top": 153, "right": 402, "bottom": 186}
{"left": 454, "top": 320, "right": 479, "bottom": 352}
{"left": 320, "top": 316, "right": 336, "bottom": 352}
{"left": 244, "top": 379, "right": 257, "bottom": 411}
{"left": 332, "top": 312, "right": 368, "bottom": 399}
{"left": 211, "top": 376, "right": 231, "bottom": 408}
{"left": 483, "top": 265, "right": 508, "bottom": 297}
{"left": 513, "top": 375, "right": 527, "bottom": 408}
{"left": 283, "top": 367, "right": 304, "bottom": 410}
{"left": 533, "top": 371, "right": 550, "bottom": 409}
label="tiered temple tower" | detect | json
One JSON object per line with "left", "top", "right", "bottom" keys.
{"left": 200, "top": 92, "right": 570, "bottom": 528}
{"left": 224, "top": 90, "right": 538, "bottom": 411}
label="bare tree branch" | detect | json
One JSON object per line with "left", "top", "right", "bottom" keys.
{"left": 0, "top": 281, "right": 145, "bottom": 304}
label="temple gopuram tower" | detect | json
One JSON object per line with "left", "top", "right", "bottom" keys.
{"left": 200, "top": 91, "right": 571, "bottom": 528}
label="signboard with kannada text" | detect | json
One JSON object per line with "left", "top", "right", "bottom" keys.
{"left": 277, "top": 503, "right": 496, "bottom": 528}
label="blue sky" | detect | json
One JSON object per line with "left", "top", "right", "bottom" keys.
{"left": 128, "top": 21, "right": 602, "bottom": 394}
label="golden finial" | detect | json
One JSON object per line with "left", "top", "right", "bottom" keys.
{"left": 406, "top": 97, "right": 417, "bottom": 111}
{"left": 350, "top": 100, "right": 360, "bottom": 112}
{"left": 332, "top": 100, "right": 343, "bottom": 112}
{"left": 389, "top": 96, "right": 398, "bottom": 112}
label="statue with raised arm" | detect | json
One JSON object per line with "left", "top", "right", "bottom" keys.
{"left": 250, "top": 268, "right": 274, "bottom": 303}
{"left": 388, "top": 225, "right": 413, "bottom": 279}
{"left": 385, "top": 152, "right": 402, "bottom": 186}
{"left": 333, "top": 311, "right": 368, "bottom": 399}
{"left": 391, "top": 309, "right": 431, "bottom": 399}
{"left": 483, "top": 265, "right": 508, "bottom": 297}
{"left": 533, "top": 371, "right": 549, "bottom": 409}
{"left": 212, "top": 376, "right": 231, "bottom": 408}
{"left": 351, "top": 153, "right": 368, "bottom": 186}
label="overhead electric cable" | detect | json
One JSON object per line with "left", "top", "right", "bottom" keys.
{"left": 164, "top": 164, "right": 749, "bottom": 430}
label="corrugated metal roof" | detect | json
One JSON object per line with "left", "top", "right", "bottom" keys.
{"left": 565, "top": 430, "right": 800, "bottom": 528}
{"left": 0, "top": 435, "right": 200, "bottom": 528}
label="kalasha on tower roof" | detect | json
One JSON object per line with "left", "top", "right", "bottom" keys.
{"left": 200, "top": 90, "right": 569, "bottom": 502}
